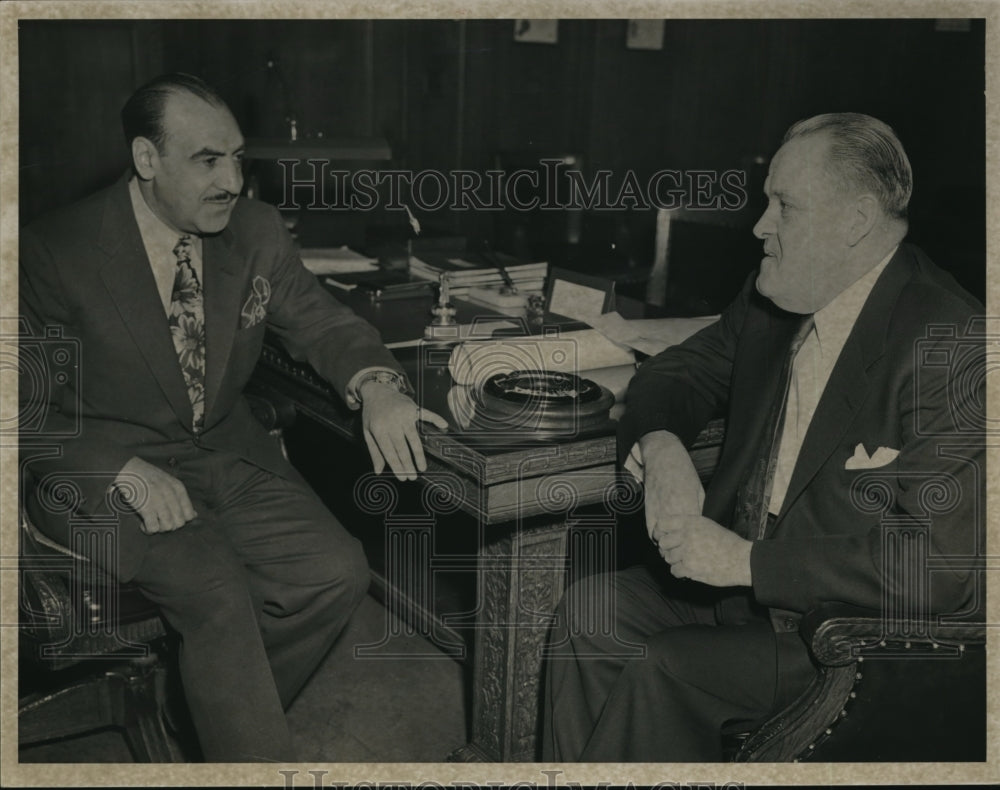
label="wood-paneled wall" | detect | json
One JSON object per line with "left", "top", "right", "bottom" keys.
{"left": 18, "top": 18, "right": 985, "bottom": 299}
{"left": 18, "top": 21, "right": 163, "bottom": 222}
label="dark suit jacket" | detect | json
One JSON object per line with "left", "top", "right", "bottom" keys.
{"left": 19, "top": 174, "right": 403, "bottom": 570}
{"left": 619, "top": 244, "right": 984, "bottom": 628}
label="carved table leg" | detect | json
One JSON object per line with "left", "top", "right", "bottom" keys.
{"left": 449, "top": 519, "right": 570, "bottom": 762}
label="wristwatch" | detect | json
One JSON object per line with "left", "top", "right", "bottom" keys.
{"left": 354, "top": 369, "right": 408, "bottom": 401}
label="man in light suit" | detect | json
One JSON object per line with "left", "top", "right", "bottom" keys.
{"left": 19, "top": 73, "right": 447, "bottom": 761}
{"left": 543, "top": 113, "right": 984, "bottom": 761}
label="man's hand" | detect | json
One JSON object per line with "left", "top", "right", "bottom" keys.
{"left": 361, "top": 381, "right": 448, "bottom": 481}
{"left": 639, "top": 430, "right": 706, "bottom": 540}
{"left": 113, "top": 456, "right": 197, "bottom": 535}
{"left": 652, "top": 515, "right": 753, "bottom": 587}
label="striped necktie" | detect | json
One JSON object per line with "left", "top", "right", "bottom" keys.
{"left": 732, "top": 314, "right": 815, "bottom": 540}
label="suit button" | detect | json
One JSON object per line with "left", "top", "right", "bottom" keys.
{"left": 784, "top": 617, "right": 797, "bottom": 632}
{"left": 167, "top": 457, "right": 178, "bottom": 467}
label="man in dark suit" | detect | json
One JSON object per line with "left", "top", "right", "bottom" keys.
{"left": 543, "top": 113, "right": 983, "bottom": 761}
{"left": 19, "top": 73, "right": 448, "bottom": 761}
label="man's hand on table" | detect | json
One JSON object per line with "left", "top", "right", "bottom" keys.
{"left": 113, "top": 456, "right": 197, "bottom": 534}
{"left": 360, "top": 381, "right": 448, "bottom": 481}
{"left": 639, "top": 430, "right": 753, "bottom": 588}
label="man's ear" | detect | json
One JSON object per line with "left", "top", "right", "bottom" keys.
{"left": 131, "top": 137, "right": 159, "bottom": 180}
{"left": 846, "top": 194, "right": 879, "bottom": 246}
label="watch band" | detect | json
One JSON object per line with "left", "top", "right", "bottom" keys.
{"left": 354, "top": 369, "right": 407, "bottom": 401}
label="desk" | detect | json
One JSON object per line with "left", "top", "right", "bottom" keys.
{"left": 250, "top": 288, "right": 723, "bottom": 761}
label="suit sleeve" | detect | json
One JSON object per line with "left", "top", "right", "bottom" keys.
{"left": 750, "top": 300, "right": 984, "bottom": 616}
{"left": 255, "top": 206, "right": 407, "bottom": 405}
{"left": 19, "top": 226, "right": 136, "bottom": 509}
{"left": 617, "top": 273, "right": 754, "bottom": 460}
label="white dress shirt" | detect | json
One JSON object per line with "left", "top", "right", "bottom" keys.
{"left": 767, "top": 248, "right": 895, "bottom": 514}
{"left": 625, "top": 248, "right": 897, "bottom": 518}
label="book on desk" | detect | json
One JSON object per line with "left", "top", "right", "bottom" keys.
{"left": 300, "top": 243, "right": 548, "bottom": 302}
{"left": 409, "top": 256, "right": 548, "bottom": 296}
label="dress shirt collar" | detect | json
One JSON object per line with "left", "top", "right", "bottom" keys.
{"left": 128, "top": 176, "right": 203, "bottom": 258}
{"left": 129, "top": 176, "right": 204, "bottom": 312}
{"left": 811, "top": 246, "right": 897, "bottom": 358}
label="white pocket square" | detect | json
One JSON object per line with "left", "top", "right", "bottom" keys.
{"left": 240, "top": 275, "right": 272, "bottom": 329}
{"left": 845, "top": 443, "right": 900, "bottom": 470}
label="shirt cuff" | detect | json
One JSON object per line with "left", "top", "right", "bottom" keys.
{"left": 623, "top": 441, "right": 645, "bottom": 484}
{"left": 345, "top": 367, "right": 412, "bottom": 409}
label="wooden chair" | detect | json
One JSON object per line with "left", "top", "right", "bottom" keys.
{"left": 730, "top": 602, "right": 986, "bottom": 761}
{"left": 17, "top": 505, "right": 185, "bottom": 761}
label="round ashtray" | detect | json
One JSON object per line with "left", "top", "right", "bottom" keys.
{"left": 474, "top": 369, "right": 614, "bottom": 434}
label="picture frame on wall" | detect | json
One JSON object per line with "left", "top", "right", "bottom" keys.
{"left": 626, "top": 19, "right": 665, "bottom": 50}
{"left": 513, "top": 19, "right": 559, "bottom": 44}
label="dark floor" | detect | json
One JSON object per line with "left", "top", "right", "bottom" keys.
{"left": 18, "top": 594, "right": 467, "bottom": 763}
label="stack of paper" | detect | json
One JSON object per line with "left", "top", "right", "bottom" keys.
{"left": 587, "top": 312, "right": 719, "bottom": 357}
{"left": 300, "top": 246, "right": 379, "bottom": 275}
{"left": 409, "top": 257, "right": 548, "bottom": 296}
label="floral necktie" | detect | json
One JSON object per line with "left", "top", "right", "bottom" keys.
{"left": 169, "top": 235, "right": 206, "bottom": 431}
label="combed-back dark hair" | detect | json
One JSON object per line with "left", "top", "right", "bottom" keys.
{"left": 121, "top": 72, "right": 228, "bottom": 152}
{"left": 782, "top": 112, "right": 913, "bottom": 220}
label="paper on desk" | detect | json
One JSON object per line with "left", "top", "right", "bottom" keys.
{"left": 300, "top": 246, "right": 379, "bottom": 275}
{"left": 449, "top": 329, "right": 636, "bottom": 388}
{"left": 323, "top": 278, "right": 358, "bottom": 292}
{"left": 586, "top": 312, "right": 720, "bottom": 357}
{"left": 384, "top": 320, "right": 520, "bottom": 349}
{"left": 584, "top": 363, "right": 638, "bottom": 403}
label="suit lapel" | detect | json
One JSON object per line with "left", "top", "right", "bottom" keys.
{"left": 97, "top": 176, "right": 194, "bottom": 427}
{"left": 731, "top": 305, "right": 803, "bottom": 456}
{"left": 202, "top": 229, "right": 245, "bottom": 423}
{"left": 772, "top": 248, "right": 916, "bottom": 529}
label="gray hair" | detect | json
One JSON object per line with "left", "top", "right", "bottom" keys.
{"left": 782, "top": 113, "right": 912, "bottom": 220}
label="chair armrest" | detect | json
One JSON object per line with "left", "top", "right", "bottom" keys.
{"left": 801, "top": 602, "right": 986, "bottom": 667}
{"left": 245, "top": 391, "right": 298, "bottom": 432}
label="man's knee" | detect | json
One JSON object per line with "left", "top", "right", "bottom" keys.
{"left": 304, "top": 531, "right": 371, "bottom": 612}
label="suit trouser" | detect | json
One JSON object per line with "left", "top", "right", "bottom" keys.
{"left": 30, "top": 446, "right": 370, "bottom": 762}
{"left": 542, "top": 563, "right": 815, "bottom": 762}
